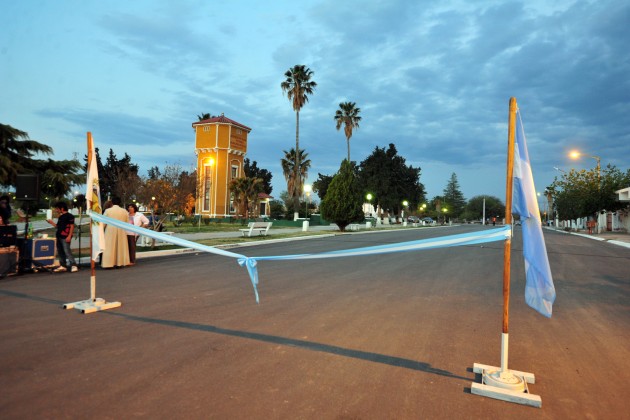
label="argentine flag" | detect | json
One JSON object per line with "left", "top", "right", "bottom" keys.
{"left": 512, "top": 111, "right": 556, "bottom": 317}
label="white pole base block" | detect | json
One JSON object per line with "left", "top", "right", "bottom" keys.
{"left": 63, "top": 298, "right": 122, "bottom": 314}
{"left": 471, "top": 363, "right": 541, "bottom": 408}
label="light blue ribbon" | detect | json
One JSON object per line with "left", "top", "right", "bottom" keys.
{"left": 90, "top": 211, "right": 511, "bottom": 303}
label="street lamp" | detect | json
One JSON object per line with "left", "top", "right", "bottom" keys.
{"left": 366, "top": 193, "right": 373, "bottom": 217}
{"left": 442, "top": 207, "right": 448, "bottom": 224}
{"left": 569, "top": 150, "right": 601, "bottom": 187}
{"left": 303, "top": 184, "right": 312, "bottom": 218}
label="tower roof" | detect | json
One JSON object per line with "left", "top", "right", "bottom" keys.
{"left": 192, "top": 114, "right": 251, "bottom": 132}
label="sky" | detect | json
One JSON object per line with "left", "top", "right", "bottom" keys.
{"left": 2, "top": 0, "right": 629, "bottom": 204}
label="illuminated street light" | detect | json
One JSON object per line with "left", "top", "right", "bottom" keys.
{"left": 569, "top": 150, "right": 601, "bottom": 187}
{"left": 303, "top": 184, "right": 312, "bottom": 218}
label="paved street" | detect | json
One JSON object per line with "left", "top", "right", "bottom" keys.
{"left": 1, "top": 226, "right": 629, "bottom": 418}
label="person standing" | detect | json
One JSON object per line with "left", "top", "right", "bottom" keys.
{"left": 0, "top": 195, "right": 11, "bottom": 225}
{"left": 126, "top": 203, "right": 149, "bottom": 265}
{"left": 47, "top": 201, "right": 78, "bottom": 273}
{"left": 101, "top": 197, "right": 129, "bottom": 268}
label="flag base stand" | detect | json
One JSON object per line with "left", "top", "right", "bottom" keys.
{"left": 471, "top": 363, "right": 541, "bottom": 407}
{"left": 471, "top": 334, "right": 542, "bottom": 407}
{"left": 63, "top": 297, "right": 121, "bottom": 314}
{"left": 63, "top": 275, "right": 121, "bottom": 314}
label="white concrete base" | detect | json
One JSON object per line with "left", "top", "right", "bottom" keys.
{"left": 472, "top": 363, "right": 541, "bottom": 408}
{"left": 63, "top": 298, "right": 122, "bottom": 314}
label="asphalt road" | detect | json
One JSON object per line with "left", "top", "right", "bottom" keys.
{"left": 1, "top": 225, "right": 628, "bottom": 419}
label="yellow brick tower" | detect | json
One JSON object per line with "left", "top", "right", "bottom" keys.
{"left": 193, "top": 114, "right": 252, "bottom": 218}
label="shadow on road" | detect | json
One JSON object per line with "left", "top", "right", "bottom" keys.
{"left": 104, "top": 311, "right": 470, "bottom": 381}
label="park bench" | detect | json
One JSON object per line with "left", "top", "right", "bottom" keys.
{"left": 239, "top": 221, "right": 272, "bottom": 237}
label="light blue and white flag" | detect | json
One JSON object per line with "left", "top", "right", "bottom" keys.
{"left": 513, "top": 111, "right": 556, "bottom": 317}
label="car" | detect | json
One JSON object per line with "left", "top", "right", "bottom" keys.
{"left": 421, "top": 217, "right": 435, "bottom": 225}
{"left": 407, "top": 216, "right": 420, "bottom": 223}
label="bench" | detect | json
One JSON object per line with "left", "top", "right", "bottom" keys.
{"left": 239, "top": 222, "right": 272, "bottom": 237}
{"left": 348, "top": 224, "right": 361, "bottom": 231}
{"left": 140, "top": 231, "right": 174, "bottom": 247}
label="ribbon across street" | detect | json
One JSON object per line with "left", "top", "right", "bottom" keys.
{"left": 90, "top": 211, "right": 511, "bottom": 303}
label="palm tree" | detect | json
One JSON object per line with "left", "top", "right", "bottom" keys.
{"left": 334, "top": 102, "right": 362, "bottom": 162}
{"left": 230, "top": 177, "right": 263, "bottom": 219}
{"left": 281, "top": 148, "right": 311, "bottom": 214}
{"left": 197, "top": 113, "right": 212, "bottom": 121}
{"left": 0, "top": 123, "right": 53, "bottom": 186}
{"left": 243, "top": 177, "right": 263, "bottom": 218}
{"left": 280, "top": 65, "right": 317, "bottom": 212}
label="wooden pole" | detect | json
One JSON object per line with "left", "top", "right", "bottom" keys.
{"left": 87, "top": 132, "right": 96, "bottom": 300}
{"left": 503, "top": 98, "right": 517, "bottom": 334}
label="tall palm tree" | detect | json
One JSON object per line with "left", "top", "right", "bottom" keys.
{"left": 280, "top": 65, "right": 316, "bottom": 211}
{"left": 281, "top": 148, "right": 311, "bottom": 212}
{"left": 0, "top": 123, "right": 53, "bottom": 186}
{"left": 334, "top": 102, "right": 362, "bottom": 162}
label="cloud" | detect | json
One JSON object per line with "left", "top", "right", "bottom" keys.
{"left": 2, "top": 0, "right": 628, "bottom": 201}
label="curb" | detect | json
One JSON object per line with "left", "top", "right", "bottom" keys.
{"left": 547, "top": 227, "right": 630, "bottom": 249}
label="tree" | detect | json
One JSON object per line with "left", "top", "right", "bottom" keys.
{"left": 320, "top": 160, "right": 364, "bottom": 231}
{"left": 99, "top": 149, "right": 141, "bottom": 204}
{"left": 38, "top": 158, "right": 84, "bottom": 204}
{"left": 138, "top": 164, "right": 197, "bottom": 217}
{"left": 230, "top": 176, "right": 263, "bottom": 219}
{"left": 281, "top": 148, "right": 311, "bottom": 207}
{"left": 269, "top": 199, "right": 285, "bottom": 219}
{"left": 244, "top": 158, "right": 273, "bottom": 194}
{"left": 442, "top": 173, "right": 466, "bottom": 219}
{"left": 462, "top": 195, "right": 505, "bottom": 221}
{"left": 280, "top": 64, "right": 317, "bottom": 211}
{"left": 357, "top": 144, "right": 425, "bottom": 216}
{"left": 197, "top": 113, "right": 215, "bottom": 121}
{"left": 0, "top": 124, "right": 82, "bottom": 203}
{"left": 0, "top": 123, "right": 53, "bottom": 187}
{"left": 312, "top": 173, "right": 334, "bottom": 200}
{"left": 552, "top": 164, "right": 630, "bottom": 221}
{"left": 334, "top": 101, "right": 362, "bottom": 162}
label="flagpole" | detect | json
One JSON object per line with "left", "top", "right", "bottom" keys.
{"left": 87, "top": 132, "right": 96, "bottom": 301}
{"left": 471, "top": 97, "right": 541, "bottom": 407}
{"left": 500, "top": 97, "right": 517, "bottom": 366}
{"left": 63, "top": 132, "right": 121, "bottom": 314}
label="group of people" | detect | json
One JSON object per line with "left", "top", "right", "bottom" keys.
{"left": 1, "top": 192, "right": 152, "bottom": 273}
{"left": 100, "top": 197, "right": 149, "bottom": 268}
{"left": 44, "top": 196, "right": 151, "bottom": 272}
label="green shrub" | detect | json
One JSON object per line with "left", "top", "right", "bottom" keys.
{"left": 320, "top": 160, "right": 363, "bottom": 231}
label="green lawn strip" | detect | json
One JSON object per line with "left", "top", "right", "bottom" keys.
{"left": 137, "top": 230, "right": 335, "bottom": 251}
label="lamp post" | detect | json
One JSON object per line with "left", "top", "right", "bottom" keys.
{"left": 569, "top": 151, "right": 600, "bottom": 186}
{"left": 304, "top": 184, "right": 312, "bottom": 218}
{"left": 366, "top": 193, "right": 373, "bottom": 217}
{"left": 442, "top": 207, "right": 448, "bottom": 225}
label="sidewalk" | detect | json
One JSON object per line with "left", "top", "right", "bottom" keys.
{"left": 546, "top": 226, "right": 630, "bottom": 249}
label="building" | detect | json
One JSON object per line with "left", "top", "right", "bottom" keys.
{"left": 193, "top": 114, "right": 252, "bottom": 219}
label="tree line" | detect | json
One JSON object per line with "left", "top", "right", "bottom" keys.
{"left": 550, "top": 164, "right": 630, "bottom": 221}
